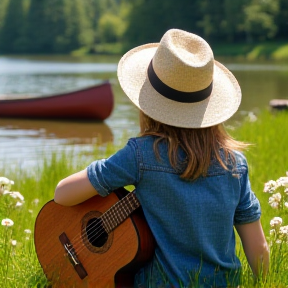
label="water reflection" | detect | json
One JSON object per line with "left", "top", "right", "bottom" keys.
{"left": 0, "top": 118, "right": 113, "bottom": 143}
{"left": 0, "top": 118, "right": 114, "bottom": 168}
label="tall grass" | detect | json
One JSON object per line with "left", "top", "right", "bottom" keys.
{"left": 231, "top": 110, "right": 288, "bottom": 232}
{"left": 0, "top": 109, "right": 288, "bottom": 287}
{"left": 230, "top": 109, "right": 288, "bottom": 287}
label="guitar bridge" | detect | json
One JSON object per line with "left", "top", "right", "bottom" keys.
{"left": 59, "top": 232, "right": 88, "bottom": 279}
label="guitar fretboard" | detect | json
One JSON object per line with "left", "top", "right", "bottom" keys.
{"left": 100, "top": 190, "right": 140, "bottom": 233}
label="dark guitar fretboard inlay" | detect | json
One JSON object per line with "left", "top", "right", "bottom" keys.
{"left": 100, "top": 191, "right": 140, "bottom": 233}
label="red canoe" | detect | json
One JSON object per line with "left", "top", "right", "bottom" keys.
{"left": 0, "top": 82, "right": 114, "bottom": 120}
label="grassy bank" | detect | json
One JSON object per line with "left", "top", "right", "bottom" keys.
{"left": 0, "top": 109, "right": 288, "bottom": 287}
{"left": 72, "top": 40, "right": 288, "bottom": 61}
{"left": 213, "top": 41, "right": 288, "bottom": 61}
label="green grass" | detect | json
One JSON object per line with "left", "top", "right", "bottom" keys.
{"left": 231, "top": 109, "right": 288, "bottom": 229}
{"left": 229, "top": 109, "right": 288, "bottom": 287}
{"left": 1, "top": 109, "right": 288, "bottom": 287}
{"left": 213, "top": 41, "right": 288, "bottom": 60}
{"left": 73, "top": 41, "right": 288, "bottom": 60}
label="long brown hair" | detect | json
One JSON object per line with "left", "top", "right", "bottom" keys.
{"left": 139, "top": 111, "right": 249, "bottom": 180}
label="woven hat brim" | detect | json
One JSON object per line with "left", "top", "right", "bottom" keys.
{"left": 117, "top": 43, "right": 241, "bottom": 128}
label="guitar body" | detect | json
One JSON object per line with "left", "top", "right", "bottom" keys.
{"left": 34, "top": 188, "right": 155, "bottom": 288}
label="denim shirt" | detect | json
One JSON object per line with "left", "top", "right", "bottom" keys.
{"left": 87, "top": 136, "right": 261, "bottom": 288}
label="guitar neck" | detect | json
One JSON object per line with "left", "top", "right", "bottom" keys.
{"left": 100, "top": 190, "right": 140, "bottom": 233}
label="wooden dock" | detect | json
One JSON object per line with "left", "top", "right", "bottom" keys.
{"left": 269, "top": 99, "right": 288, "bottom": 110}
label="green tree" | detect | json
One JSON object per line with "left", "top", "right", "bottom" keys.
{"left": 59, "top": 0, "right": 94, "bottom": 52}
{"left": 243, "top": 0, "right": 280, "bottom": 42}
{"left": 25, "top": 0, "right": 56, "bottom": 53}
{"left": 197, "top": 0, "right": 225, "bottom": 41}
{"left": 0, "top": 0, "right": 26, "bottom": 53}
{"left": 0, "top": 0, "right": 9, "bottom": 30}
{"left": 124, "top": 0, "right": 202, "bottom": 48}
{"left": 186, "top": 0, "right": 250, "bottom": 43}
{"left": 98, "top": 13, "right": 125, "bottom": 43}
{"left": 276, "top": 0, "right": 288, "bottom": 39}
{"left": 222, "top": 0, "right": 250, "bottom": 42}
{"left": 25, "top": 0, "right": 94, "bottom": 53}
{"left": 85, "top": 0, "right": 121, "bottom": 42}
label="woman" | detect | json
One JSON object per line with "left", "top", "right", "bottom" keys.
{"left": 54, "top": 29, "right": 269, "bottom": 287}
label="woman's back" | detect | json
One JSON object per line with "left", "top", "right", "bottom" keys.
{"left": 118, "top": 136, "right": 260, "bottom": 287}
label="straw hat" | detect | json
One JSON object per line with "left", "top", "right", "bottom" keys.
{"left": 117, "top": 29, "right": 241, "bottom": 128}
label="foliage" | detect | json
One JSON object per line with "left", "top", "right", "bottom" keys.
{"left": 24, "top": 0, "right": 94, "bottom": 53}
{"left": 1, "top": 0, "right": 287, "bottom": 55}
{"left": 243, "top": 0, "right": 279, "bottom": 42}
{"left": 0, "top": 0, "right": 127, "bottom": 54}
{"left": 0, "top": 0, "right": 26, "bottom": 53}
{"left": 123, "top": 0, "right": 287, "bottom": 49}
{"left": 98, "top": 13, "right": 126, "bottom": 44}
{"left": 123, "top": 0, "right": 202, "bottom": 48}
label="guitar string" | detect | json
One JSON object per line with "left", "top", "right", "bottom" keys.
{"left": 52, "top": 192, "right": 134, "bottom": 265}
{"left": 67, "top": 192, "right": 139, "bottom": 256}
{"left": 74, "top": 200, "right": 130, "bottom": 255}
{"left": 73, "top": 194, "right": 139, "bottom": 256}
{"left": 68, "top": 192, "right": 132, "bottom": 249}
{"left": 72, "top": 194, "right": 138, "bottom": 256}
{"left": 73, "top": 190, "right": 136, "bottom": 243}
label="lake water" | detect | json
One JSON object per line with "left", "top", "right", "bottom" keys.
{"left": 1, "top": 55, "right": 288, "bottom": 169}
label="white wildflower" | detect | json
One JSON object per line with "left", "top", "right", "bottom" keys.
{"left": 270, "top": 217, "right": 283, "bottom": 227}
{"left": 269, "top": 193, "right": 282, "bottom": 208}
{"left": 248, "top": 112, "right": 257, "bottom": 122}
{"left": 3, "top": 190, "right": 11, "bottom": 195}
{"left": 1, "top": 218, "right": 14, "bottom": 227}
{"left": 15, "top": 201, "right": 24, "bottom": 207}
{"left": 279, "top": 225, "right": 288, "bottom": 235}
{"left": 24, "top": 229, "right": 31, "bottom": 234}
{"left": 263, "top": 180, "right": 278, "bottom": 193}
{"left": 269, "top": 201, "right": 279, "bottom": 209}
{"left": 11, "top": 240, "right": 17, "bottom": 246}
{"left": 0, "top": 177, "right": 14, "bottom": 192}
{"left": 270, "top": 229, "right": 276, "bottom": 235}
{"left": 9, "top": 191, "right": 24, "bottom": 201}
{"left": 274, "top": 192, "right": 282, "bottom": 202}
{"left": 32, "top": 198, "right": 39, "bottom": 205}
{"left": 0, "top": 177, "right": 11, "bottom": 185}
{"left": 285, "top": 202, "right": 288, "bottom": 208}
{"left": 277, "top": 176, "right": 288, "bottom": 188}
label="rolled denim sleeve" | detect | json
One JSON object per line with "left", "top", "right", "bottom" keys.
{"left": 234, "top": 168, "right": 261, "bottom": 225}
{"left": 87, "top": 139, "right": 139, "bottom": 197}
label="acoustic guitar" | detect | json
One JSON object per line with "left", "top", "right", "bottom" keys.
{"left": 34, "top": 187, "right": 155, "bottom": 288}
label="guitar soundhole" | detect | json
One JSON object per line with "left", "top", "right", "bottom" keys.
{"left": 86, "top": 218, "right": 108, "bottom": 247}
{"left": 82, "top": 211, "right": 113, "bottom": 254}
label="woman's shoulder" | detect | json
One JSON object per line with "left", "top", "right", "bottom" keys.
{"left": 232, "top": 150, "right": 248, "bottom": 167}
{"left": 228, "top": 150, "right": 249, "bottom": 175}
{"left": 211, "top": 149, "right": 248, "bottom": 175}
{"left": 128, "top": 135, "right": 159, "bottom": 148}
